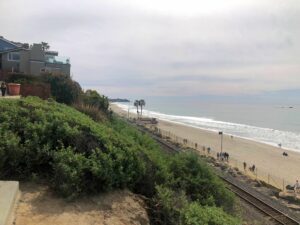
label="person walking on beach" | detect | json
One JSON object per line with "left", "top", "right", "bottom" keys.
{"left": 226, "top": 152, "right": 229, "bottom": 162}
{"left": 217, "top": 152, "right": 220, "bottom": 160}
{"left": 251, "top": 164, "right": 256, "bottom": 173}
{"left": 1, "top": 82, "right": 6, "bottom": 97}
{"left": 224, "top": 152, "right": 227, "bottom": 161}
{"left": 207, "top": 147, "right": 211, "bottom": 154}
{"left": 243, "top": 162, "right": 247, "bottom": 171}
{"left": 294, "top": 180, "right": 300, "bottom": 194}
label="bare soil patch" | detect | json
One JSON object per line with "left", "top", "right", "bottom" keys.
{"left": 13, "top": 182, "right": 149, "bottom": 225}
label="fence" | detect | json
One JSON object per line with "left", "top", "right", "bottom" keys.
{"left": 145, "top": 124, "right": 289, "bottom": 192}
{"left": 21, "top": 83, "right": 51, "bottom": 99}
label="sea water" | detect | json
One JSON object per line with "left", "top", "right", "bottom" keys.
{"left": 115, "top": 97, "right": 300, "bottom": 152}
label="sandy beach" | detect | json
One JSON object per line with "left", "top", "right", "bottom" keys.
{"left": 111, "top": 103, "right": 300, "bottom": 189}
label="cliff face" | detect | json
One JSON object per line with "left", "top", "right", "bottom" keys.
{"left": 13, "top": 182, "right": 150, "bottom": 225}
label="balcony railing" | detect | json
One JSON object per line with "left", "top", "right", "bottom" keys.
{"left": 45, "top": 56, "right": 70, "bottom": 65}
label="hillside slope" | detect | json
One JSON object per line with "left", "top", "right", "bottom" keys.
{"left": 0, "top": 97, "right": 239, "bottom": 224}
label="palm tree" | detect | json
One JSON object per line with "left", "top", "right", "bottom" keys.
{"left": 134, "top": 100, "right": 139, "bottom": 117}
{"left": 139, "top": 99, "right": 145, "bottom": 116}
{"left": 41, "top": 42, "right": 50, "bottom": 51}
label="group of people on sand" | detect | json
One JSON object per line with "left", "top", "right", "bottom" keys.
{"left": 278, "top": 143, "right": 289, "bottom": 156}
{"left": 217, "top": 152, "right": 229, "bottom": 162}
{"left": 202, "top": 146, "right": 211, "bottom": 154}
{"left": 243, "top": 161, "right": 256, "bottom": 173}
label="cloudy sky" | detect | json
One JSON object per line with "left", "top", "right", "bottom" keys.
{"left": 1, "top": 0, "right": 299, "bottom": 99}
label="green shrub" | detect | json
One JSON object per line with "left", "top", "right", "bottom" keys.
{"left": 0, "top": 130, "right": 24, "bottom": 178}
{"left": 52, "top": 147, "right": 88, "bottom": 198}
{"left": 111, "top": 117, "right": 171, "bottom": 197}
{"left": 0, "top": 97, "right": 144, "bottom": 194}
{"left": 4, "top": 73, "right": 42, "bottom": 84}
{"left": 182, "top": 203, "right": 240, "bottom": 225}
{"left": 81, "top": 90, "right": 109, "bottom": 112}
{"left": 44, "top": 73, "right": 82, "bottom": 104}
{"left": 73, "top": 103, "right": 108, "bottom": 122}
{"left": 154, "top": 185, "right": 188, "bottom": 224}
{"left": 167, "top": 152, "right": 235, "bottom": 212}
{"left": 154, "top": 186, "right": 239, "bottom": 225}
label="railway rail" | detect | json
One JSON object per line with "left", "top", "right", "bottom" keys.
{"left": 221, "top": 177, "right": 299, "bottom": 225}
{"left": 132, "top": 122, "right": 300, "bottom": 225}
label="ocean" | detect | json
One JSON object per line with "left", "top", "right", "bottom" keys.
{"left": 115, "top": 97, "right": 300, "bottom": 152}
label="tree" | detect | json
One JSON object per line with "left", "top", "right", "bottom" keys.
{"left": 41, "top": 42, "right": 50, "bottom": 51}
{"left": 82, "top": 89, "right": 109, "bottom": 112}
{"left": 139, "top": 99, "right": 145, "bottom": 116}
{"left": 22, "top": 43, "right": 29, "bottom": 49}
{"left": 44, "top": 73, "right": 82, "bottom": 104}
{"left": 134, "top": 100, "right": 139, "bottom": 117}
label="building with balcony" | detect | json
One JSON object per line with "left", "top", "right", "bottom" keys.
{"left": 0, "top": 36, "right": 70, "bottom": 76}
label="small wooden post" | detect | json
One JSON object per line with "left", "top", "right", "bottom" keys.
{"left": 256, "top": 169, "right": 258, "bottom": 180}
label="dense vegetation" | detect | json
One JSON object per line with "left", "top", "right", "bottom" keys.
{"left": 4, "top": 73, "right": 110, "bottom": 112}
{"left": 44, "top": 73, "right": 82, "bottom": 104}
{"left": 0, "top": 97, "right": 239, "bottom": 224}
{"left": 73, "top": 89, "right": 110, "bottom": 122}
{"left": 5, "top": 73, "right": 82, "bottom": 104}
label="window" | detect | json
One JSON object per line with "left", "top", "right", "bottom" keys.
{"left": 7, "top": 52, "right": 20, "bottom": 61}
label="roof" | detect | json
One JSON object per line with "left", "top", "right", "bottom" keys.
{"left": 0, "top": 47, "right": 26, "bottom": 54}
{"left": 45, "top": 50, "right": 58, "bottom": 56}
{"left": 0, "top": 36, "right": 23, "bottom": 53}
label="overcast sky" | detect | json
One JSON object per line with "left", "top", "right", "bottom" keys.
{"left": 1, "top": 0, "right": 299, "bottom": 99}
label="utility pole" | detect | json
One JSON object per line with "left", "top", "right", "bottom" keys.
{"left": 219, "top": 131, "right": 223, "bottom": 153}
{"left": 127, "top": 104, "right": 129, "bottom": 119}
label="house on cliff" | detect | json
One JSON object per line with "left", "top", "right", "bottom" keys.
{"left": 0, "top": 36, "right": 70, "bottom": 76}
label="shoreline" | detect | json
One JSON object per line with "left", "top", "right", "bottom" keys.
{"left": 151, "top": 117, "right": 300, "bottom": 153}
{"left": 110, "top": 103, "right": 300, "bottom": 188}
{"left": 113, "top": 103, "right": 300, "bottom": 153}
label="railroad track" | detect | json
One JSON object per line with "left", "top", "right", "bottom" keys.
{"left": 221, "top": 177, "right": 299, "bottom": 225}
{"left": 132, "top": 122, "right": 300, "bottom": 225}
